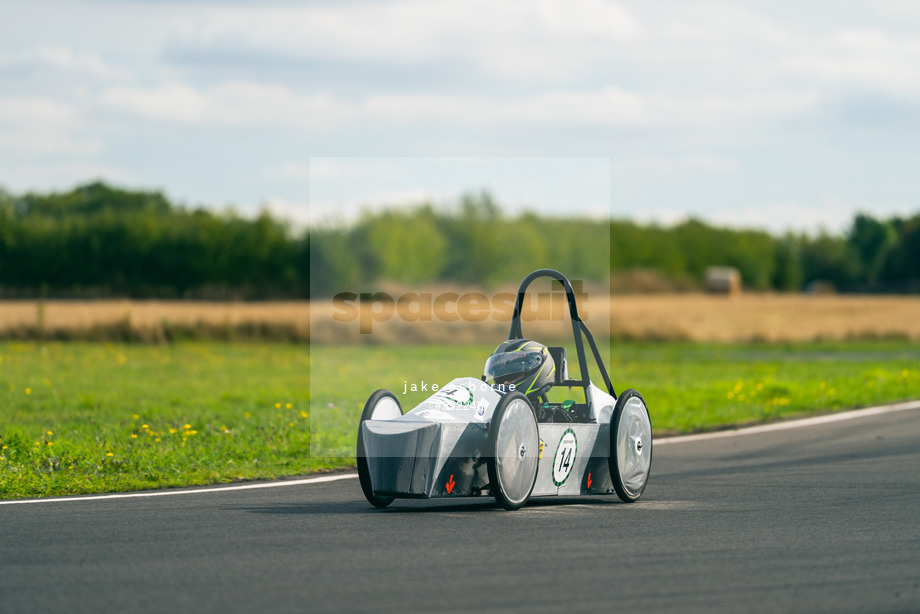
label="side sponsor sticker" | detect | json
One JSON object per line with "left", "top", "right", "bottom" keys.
{"left": 475, "top": 397, "right": 490, "bottom": 420}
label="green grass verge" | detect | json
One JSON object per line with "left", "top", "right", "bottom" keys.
{"left": 2, "top": 340, "right": 919, "bottom": 499}
{"left": 1, "top": 343, "right": 318, "bottom": 499}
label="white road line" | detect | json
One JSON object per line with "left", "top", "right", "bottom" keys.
{"left": 656, "top": 399, "right": 920, "bottom": 446}
{"left": 0, "top": 473, "right": 358, "bottom": 506}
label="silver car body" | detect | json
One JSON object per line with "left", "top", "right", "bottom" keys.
{"left": 361, "top": 376, "right": 619, "bottom": 499}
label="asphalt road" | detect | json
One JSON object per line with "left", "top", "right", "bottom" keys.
{"left": 2, "top": 405, "right": 919, "bottom": 614}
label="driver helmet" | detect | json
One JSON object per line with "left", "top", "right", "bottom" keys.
{"left": 483, "top": 339, "right": 555, "bottom": 399}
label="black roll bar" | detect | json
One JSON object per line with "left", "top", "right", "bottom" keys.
{"left": 507, "top": 269, "right": 615, "bottom": 399}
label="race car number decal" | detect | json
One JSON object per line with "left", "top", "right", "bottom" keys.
{"left": 552, "top": 428, "right": 577, "bottom": 486}
{"left": 435, "top": 383, "right": 474, "bottom": 406}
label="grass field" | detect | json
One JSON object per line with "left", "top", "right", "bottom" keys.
{"left": 0, "top": 343, "right": 318, "bottom": 499}
{"left": 2, "top": 340, "right": 919, "bottom": 499}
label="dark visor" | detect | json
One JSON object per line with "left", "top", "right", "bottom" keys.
{"left": 484, "top": 351, "right": 542, "bottom": 381}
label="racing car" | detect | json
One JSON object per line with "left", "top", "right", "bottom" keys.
{"left": 356, "top": 269, "right": 652, "bottom": 510}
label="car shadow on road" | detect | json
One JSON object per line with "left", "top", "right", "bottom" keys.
{"left": 229, "top": 496, "right": 623, "bottom": 516}
{"left": 377, "top": 496, "right": 624, "bottom": 514}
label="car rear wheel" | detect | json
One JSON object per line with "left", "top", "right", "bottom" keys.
{"left": 357, "top": 389, "right": 403, "bottom": 508}
{"left": 609, "top": 389, "right": 652, "bottom": 502}
{"left": 487, "top": 392, "right": 540, "bottom": 510}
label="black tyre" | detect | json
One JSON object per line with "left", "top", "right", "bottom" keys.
{"left": 356, "top": 389, "right": 403, "bottom": 508}
{"left": 608, "top": 389, "right": 652, "bottom": 503}
{"left": 487, "top": 392, "right": 540, "bottom": 510}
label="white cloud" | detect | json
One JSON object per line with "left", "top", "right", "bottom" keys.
{"left": 260, "top": 162, "right": 311, "bottom": 181}
{"left": 305, "top": 157, "right": 611, "bottom": 226}
{"left": 0, "top": 96, "right": 98, "bottom": 156}
{"left": 171, "top": 0, "right": 641, "bottom": 78}
{"left": 99, "top": 83, "right": 208, "bottom": 123}
{"left": 99, "top": 81, "right": 818, "bottom": 132}
{"left": 0, "top": 161, "right": 131, "bottom": 193}
{"left": 0, "top": 96, "right": 73, "bottom": 125}
{"left": 308, "top": 159, "right": 345, "bottom": 179}
{"left": 696, "top": 201, "right": 877, "bottom": 235}
{"left": 684, "top": 154, "right": 740, "bottom": 172}
{"left": 613, "top": 154, "right": 740, "bottom": 177}
{"left": 511, "top": 88, "right": 817, "bottom": 127}
{"left": 0, "top": 46, "right": 122, "bottom": 80}
{"left": 165, "top": 1, "right": 920, "bottom": 99}
{"left": 0, "top": 130, "right": 99, "bottom": 157}
{"left": 775, "top": 29, "right": 920, "bottom": 97}
{"left": 100, "top": 82, "right": 346, "bottom": 129}
{"left": 3, "top": 0, "right": 919, "bottom": 232}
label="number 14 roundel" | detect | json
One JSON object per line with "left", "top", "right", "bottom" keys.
{"left": 552, "top": 428, "right": 577, "bottom": 486}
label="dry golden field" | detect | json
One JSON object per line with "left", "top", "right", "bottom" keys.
{"left": 1, "top": 292, "right": 919, "bottom": 343}
{"left": 604, "top": 294, "right": 920, "bottom": 342}
{"left": 0, "top": 300, "right": 309, "bottom": 342}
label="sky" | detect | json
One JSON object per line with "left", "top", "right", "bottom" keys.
{"left": 1, "top": 0, "right": 919, "bottom": 233}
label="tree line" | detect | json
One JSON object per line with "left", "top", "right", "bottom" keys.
{"left": 0, "top": 182, "right": 917, "bottom": 298}
{"left": 0, "top": 182, "right": 304, "bottom": 298}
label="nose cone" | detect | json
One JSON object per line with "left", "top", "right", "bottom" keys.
{"left": 361, "top": 421, "right": 440, "bottom": 496}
